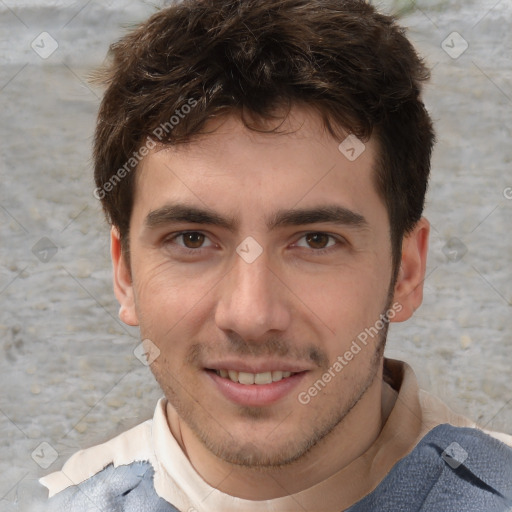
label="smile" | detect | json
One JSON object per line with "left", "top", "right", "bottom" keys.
{"left": 207, "top": 368, "right": 307, "bottom": 406}
{"left": 213, "top": 369, "right": 296, "bottom": 385}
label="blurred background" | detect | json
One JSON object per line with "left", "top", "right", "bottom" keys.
{"left": 0, "top": 0, "right": 511, "bottom": 509}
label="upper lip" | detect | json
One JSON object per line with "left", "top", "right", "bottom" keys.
{"left": 205, "top": 359, "right": 312, "bottom": 374}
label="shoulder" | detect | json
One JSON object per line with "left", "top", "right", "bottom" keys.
{"left": 351, "top": 424, "right": 512, "bottom": 512}
{"left": 44, "top": 461, "right": 180, "bottom": 512}
{"left": 40, "top": 419, "right": 155, "bottom": 498}
{"left": 422, "top": 424, "right": 512, "bottom": 484}
{"left": 419, "top": 388, "right": 512, "bottom": 448}
{"left": 40, "top": 398, "right": 193, "bottom": 511}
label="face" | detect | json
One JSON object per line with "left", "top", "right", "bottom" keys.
{"left": 113, "top": 107, "right": 426, "bottom": 468}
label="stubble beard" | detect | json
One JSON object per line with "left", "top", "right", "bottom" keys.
{"left": 150, "top": 312, "right": 390, "bottom": 470}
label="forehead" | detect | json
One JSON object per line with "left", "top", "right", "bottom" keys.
{"left": 133, "top": 107, "right": 384, "bottom": 227}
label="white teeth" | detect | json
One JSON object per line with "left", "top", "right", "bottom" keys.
{"left": 255, "top": 371, "right": 273, "bottom": 385}
{"left": 215, "top": 369, "right": 295, "bottom": 384}
{"left": 238, "top": 371, "right": 255, "bottom": 385}
{"left": 272, "top": 370, "right": 283, "bottom": 381}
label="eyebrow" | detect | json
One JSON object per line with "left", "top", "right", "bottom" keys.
{"left": 144, "top": 203, "right": 369, "bottom": 232}
{"left": 268, "top": 205, "right": 368, "bottom": 230}
{"left": 145, "top": 204, "right": 235, "bottom": 230}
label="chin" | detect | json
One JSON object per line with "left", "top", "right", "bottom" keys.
{"left": 204, "top": 432, "right": 314, "bottom": 469}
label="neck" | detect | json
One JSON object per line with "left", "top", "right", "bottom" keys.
{"left": 171, "top": 368, "right": 390, "bottom": 500}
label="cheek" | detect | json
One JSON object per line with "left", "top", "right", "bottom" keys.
{"left": 132, "top": 260, "right": 216, "bottom": 340}
{"left": 290, "top": 262, "right": 390, "bottom": 338}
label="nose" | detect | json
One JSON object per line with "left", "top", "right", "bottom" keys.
{"left": 214, "top": 249, "right": 291, "bottom": 342}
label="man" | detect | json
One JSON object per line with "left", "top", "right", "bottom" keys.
{"left": 40, "top": 0, "right": 512, "bottom": 510}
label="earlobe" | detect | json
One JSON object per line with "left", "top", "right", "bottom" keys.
{"left": 390, "top": 217, "right": 430, "bottom": 323}
{"left": 111, "top": 227, "right": 139, "bottom": 326}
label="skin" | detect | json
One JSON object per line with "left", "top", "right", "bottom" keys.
{"left": 111, "top": 106, "right": 429, "bottom": 499}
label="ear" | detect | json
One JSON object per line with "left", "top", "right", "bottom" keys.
{"left": 111, "top": 227, "right": 139, "bottom": 326}
{"left": 390, "top": 217, "right": 430, "bottom": 323}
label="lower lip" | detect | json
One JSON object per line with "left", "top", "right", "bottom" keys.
{"left": 206, "top": 370, "right": 307, "bottom": 407}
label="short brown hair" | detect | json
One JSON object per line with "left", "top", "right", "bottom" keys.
{"left": 93, "top": 0, "right": 435, "bottom": 274}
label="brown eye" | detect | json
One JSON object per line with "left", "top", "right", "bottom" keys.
{"left": 164, "top": 231, "right": 215, "bottom": 256}
{"left": 305, "top": 232, "right": 331, "bottom": 249}
{"left": 181, "top": 232, "right": 205, "bottom": 248}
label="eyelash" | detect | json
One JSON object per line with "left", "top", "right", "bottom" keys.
{"left": 164, "top": 231, "right": 344, "bottom": 255}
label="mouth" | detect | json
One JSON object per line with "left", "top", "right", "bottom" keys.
{"left": 210, "top": 369, "right": 298, "bottom": 385}
{"left": 205, "top": 367, "right": 307, "bottom": 406}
